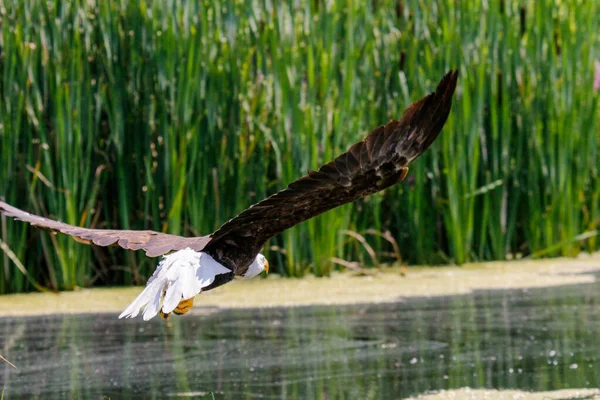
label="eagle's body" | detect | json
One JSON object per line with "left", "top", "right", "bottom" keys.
{"left": 117, "top": 249, "right": 266, "bottom": 320}
{"left": 0, "top": 71, "right": 458, "bottom": 320}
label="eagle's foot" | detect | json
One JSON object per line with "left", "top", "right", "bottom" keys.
{"left": 173, "top": 297, "right": 195, "bottom": 315}
{"left": 159, "top": 297, "right": 194, "bottom": 319}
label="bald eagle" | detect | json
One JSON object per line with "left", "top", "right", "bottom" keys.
{"left": 0, "top": 71, "right": 458, "bottom": 320}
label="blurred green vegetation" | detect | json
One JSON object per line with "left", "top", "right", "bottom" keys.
{"left": 0, "top": 0, "right": 599, "bottom": 293}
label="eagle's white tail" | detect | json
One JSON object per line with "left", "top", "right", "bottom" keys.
{"left": 118, "top": 248, "right": 230, "bottom": 320}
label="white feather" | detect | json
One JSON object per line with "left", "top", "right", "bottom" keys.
{"left": 118, "top": 248, "right": 231, "bottom": 320}
{"left": 196, "top": 253, "right": 231, "bottom": 286}
{"left": 162, "top": 275, "right": 184, "bottom": 314}
{"left": 118, "top": 273, "right": 166, "bottom": 319}
{"left": 143, "top": 287, "right": 162, "bottom": 321}
{"left": 181, "top": 263, "right": 198, "bottom": 299}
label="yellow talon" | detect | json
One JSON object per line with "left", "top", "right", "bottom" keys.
{"left": 173, "top": 297, "right": 195, "bottom": 315}
{"left": 158, "top": 297, "right": 194, "bottom": 319}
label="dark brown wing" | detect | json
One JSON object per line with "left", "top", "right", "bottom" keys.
{"left": 0, "top": 201, "right": 210, "bottom": 258}
{"left": 205, "top": 70, "right": 458, "bottom": 271}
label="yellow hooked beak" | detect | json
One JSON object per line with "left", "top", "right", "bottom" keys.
{"left": 264, "top": 260, "right": 269, "bottom": 274}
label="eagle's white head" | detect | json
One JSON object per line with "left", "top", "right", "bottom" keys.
{"left": 242, "top": 253, "right": 269, "bottom": 279}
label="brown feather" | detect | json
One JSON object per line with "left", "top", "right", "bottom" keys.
{"left": 206, "top": 70, "right": 458, "bottom": 274}
{"left": 0, "top": 201, "right": 211, "bottom": 258}
{"left": 0, "top": 70, "right": 458, "bottom": 279}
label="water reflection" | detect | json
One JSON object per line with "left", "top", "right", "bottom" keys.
{"left": 1, "top": 279, "right": 599, "bottom": 399}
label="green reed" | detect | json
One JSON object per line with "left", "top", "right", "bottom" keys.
{"left": 0, "top": 0, "right": 599, "bottom": 293}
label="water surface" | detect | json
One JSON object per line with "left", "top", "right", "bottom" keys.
{"left": 1, "top": 279, "right": 599, "bottom": 399}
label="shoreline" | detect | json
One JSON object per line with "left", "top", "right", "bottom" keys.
{"left": 1, "top": 253, "right": 599, "bottom": 317}
{"left": 406, "top": 388, "right": 600, "bottom": 400}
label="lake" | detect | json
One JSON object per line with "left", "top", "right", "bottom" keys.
{"left": 1, "top": 278, "right": 598, "bottom": 399}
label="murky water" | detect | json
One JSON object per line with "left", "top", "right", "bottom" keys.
{"left": 1, "top": 278, "right": 599, "bottom": 399}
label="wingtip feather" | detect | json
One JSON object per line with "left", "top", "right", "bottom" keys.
{"left": 396, "top": 69, "right": 459, "bottom": 162}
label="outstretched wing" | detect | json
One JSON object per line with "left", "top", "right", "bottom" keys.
{"left": 0, "top": 201, "right": 210, "bottom": 258}
{"left": 206, "top": 70, "right": 458, "bottom": 267}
